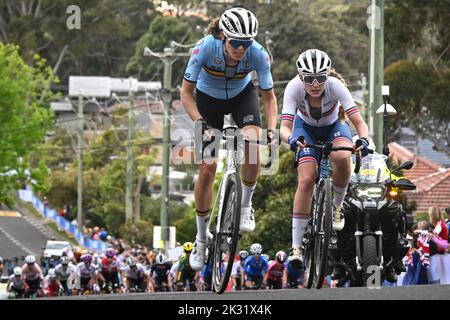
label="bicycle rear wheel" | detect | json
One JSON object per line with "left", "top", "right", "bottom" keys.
{"left": 313, "top": 179, "right": 332, "bottom": 289}
{"left": 212, "top": 172, "right": 242, "bottom": 294}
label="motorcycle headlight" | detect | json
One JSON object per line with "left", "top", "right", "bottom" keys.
{"left": 355, "top": 186, "right": 385, "bottom": 199}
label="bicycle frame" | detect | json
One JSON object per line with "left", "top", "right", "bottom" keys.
{"left": 208, "top": 127, "right": 240, "bottom": 235}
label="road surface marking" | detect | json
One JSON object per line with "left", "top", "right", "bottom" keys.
{"left": 0, "top": 211, "right": 21, "bottom": 217}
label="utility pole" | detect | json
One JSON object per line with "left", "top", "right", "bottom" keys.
{"left": 125, "top": 87, "right": 134, "bottom": 222}
{"left": 360, "top": 73, "right": 368, "bottom": 122}
{"left": 368, "top": 0, "right": 384, "bottom": 151}
{"left": 77, "top": 95, "right": 84, "bottom": 230}
{"left": 144, "top": 45, "right": 191, "bottom": 250}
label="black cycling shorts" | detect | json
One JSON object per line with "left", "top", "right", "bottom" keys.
{"left": 196, "top": 82, "right": 262, "bottom": 130}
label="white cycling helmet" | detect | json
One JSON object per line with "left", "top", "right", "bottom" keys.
{"left": 14, "top": 267, "right": 22, "bottom": 276}
{"left": 48, "top": 268, "right": 56, "bottom": 278}
{"left": 25, "top": 255, "right": 36, "bottom": 264}
{"left": 249, "top": 243, "right": 263, "bottom": 255}
{"left": 127, "top": 256, "right": 137, "bottom": 267}
{"left": 219, "top": 7, "right": 258, "bottom": 39}
{"left": 60, "top": 256, "right": 70, "bottom": 265}
{"left": 296, "top": 49, "right": 331, "bottom": 75}
{"left": 155, "top": 253, "right": 166, "bottom": 265}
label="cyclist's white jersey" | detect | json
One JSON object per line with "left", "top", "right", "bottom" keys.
{"left": 8, "top": 275, "right": 25, "bottom": 289}
{"left": 123, "top": 264, "right": 146, "bottom": 280}
{"left": 76, "top": 262, "right": 96, "bottom": 278}
{"left": 54, "top": 263, "right": 76, "bottom": 281}
{"left": 281, "top": 76, "right": 359, "bottom": 127}
{"left": 231, "top": 261, "right": 243, "bottom": 277}
{"left": 21, "top": 263, "right": 44, "bottom": 281}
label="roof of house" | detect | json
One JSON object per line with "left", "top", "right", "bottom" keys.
{"left": 389, "top": 142, "right": 450, "bottom": 214}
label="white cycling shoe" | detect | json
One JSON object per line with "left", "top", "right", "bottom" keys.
{"left": 332, "top": 206, "right": 345, "bottom": 231}
{"left": 239, "top": 206, "right": 255, "bottom": 233}
{"left": 189, "top": 231, "right": 213, "bottom": 271}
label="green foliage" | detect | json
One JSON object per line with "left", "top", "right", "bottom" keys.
{"left": 0, "top": 43, "right": 56, "bottom": 205}
{"left": 127, "top": 15, "right": 205, "bottom": 86}
{"left": 0, "top": 0, "right": 156, "bottom": 82}
{"left": 414, "top": 212, "right": 429, "bottom": 224}
{"left": 120, "top": 220, "right": 154, "bottom": 247}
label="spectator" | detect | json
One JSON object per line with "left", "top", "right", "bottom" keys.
{"left": 57, "top": 208, "right": 65, "bottom": 217}
{"left": 445, "top": 207, "right": 450, "bottom": 240}
{"left": 428, "top": 207, "right": 448, "bottom": 254}
{"left": 403, "top": 221, "right": 430, "bottom": 285}
{"left": 427, "top": 207, "right": 449, "bottom": 284}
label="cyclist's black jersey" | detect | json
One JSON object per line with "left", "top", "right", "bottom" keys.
{"left": 150, "top": 262, "right": 172, "bottom": 282}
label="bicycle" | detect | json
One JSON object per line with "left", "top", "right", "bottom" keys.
{"left": 294, "top": 136, "right": 360, "bottom": 289}
{"left": 201, "top": 122, "right": 274, "bottom": 294}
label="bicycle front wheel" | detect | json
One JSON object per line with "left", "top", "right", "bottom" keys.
{"left": 313, "top": 178, "right": 332, "bottom": 289}
{"left": 212, "top": 172, "right": 242, "bottom": 294}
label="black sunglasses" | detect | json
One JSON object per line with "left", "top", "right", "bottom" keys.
{"left": 303, "top": 74, "right": 328, "bottom": 85}
{"left": 228, "top": 38, "right": 253, "bottom": 50}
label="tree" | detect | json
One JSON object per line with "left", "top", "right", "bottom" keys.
{"left": 127, "top": 14, "right": 206, "bottom": 86}
{"left": 0, "top": 43, "right": 56, "bottom": 205}
{"left": 0, "top": 0, "right": 156, "bottom": 82}
{"left": 385, "top": 1, "right": 450, "bottom": 154}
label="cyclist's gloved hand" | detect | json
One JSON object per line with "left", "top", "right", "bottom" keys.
{"left": 355, "top": 137, "right": 369, "bottom": 157}
{"left": 196, "top": 118, "right": 209, "bottom": 139}
{"left": 288, "top": 135, "right": 306, "bottom": 152}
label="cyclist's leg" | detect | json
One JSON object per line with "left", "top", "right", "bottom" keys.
{"left": 194, "top": 91, "right": 226, "bottom": 243}
{"left": 328, "top": 120, "right": 353, "bottom": 205}
{"left": 232, "top": 83, "right": 262, "bottom": 209}
{"left": 290, "top": 117, "right": 319, "bottom": 261}
{"left": 327, "top": 120, "right": 353, "bottom": 231}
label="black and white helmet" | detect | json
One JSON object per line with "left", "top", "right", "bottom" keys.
{"left": 249, "top": 243, "right": 263, "bottom": 255}
{"left": 219, "top": 7, "right": 258, "bottom": 39}
{"left": 155, "top": 253, "right": 166, "bottom": 265}
{"left": 296, "top": 49, "right": 331, "bottom": 75}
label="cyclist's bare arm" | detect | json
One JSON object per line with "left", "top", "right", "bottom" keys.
{"left": 348, "top": 112, "right": 369, "bottom": 141}
{"left": 261, "top": 89, "right": 278, "bottom": 132}
{"left": 181, "top": 80, "right": 202, "bottom": 122}
{"left": 280, "top": 120, "right": 294, "bottom": 143}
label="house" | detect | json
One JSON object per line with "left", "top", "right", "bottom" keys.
{"left": 388, "top": 142, "right": 450, "bottom": 216}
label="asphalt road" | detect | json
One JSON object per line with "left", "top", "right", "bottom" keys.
{"left": 50, "top": 284, "right": 450, "bottom": 300}
{"left": 0, "top": 215, "right": 51, "bottom": 259}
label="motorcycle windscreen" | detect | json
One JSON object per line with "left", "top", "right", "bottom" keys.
{"left": 351, "top": 153, "right": 390, "bottom": 183}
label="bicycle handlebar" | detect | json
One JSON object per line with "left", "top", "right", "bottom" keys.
{"left": 294, "top": 136, "right": 361, "bottom": 174}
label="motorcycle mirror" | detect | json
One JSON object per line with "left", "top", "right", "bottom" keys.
{"left": 391, "top": 160, "right": 414, "bottom": 173}
{"left": 394, "top": 178, "right": 416, "bottom": 190}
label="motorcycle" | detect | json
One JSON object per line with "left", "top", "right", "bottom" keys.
{"left": 329, "top": 152, "right": 416, "bottom": 287}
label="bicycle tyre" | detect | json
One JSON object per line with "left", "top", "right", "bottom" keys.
{"left": 313, "top": 178, "right": 332, "bottom": 289}
{"left": 303, "top": 217, "right": 315, "bottom": 289}
{"left": 212, "top": 172, "right": 242, "bottom": 294}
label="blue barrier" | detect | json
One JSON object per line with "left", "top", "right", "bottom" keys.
{"left": 18, "top": 190, "right": 108, "bottom": 252}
